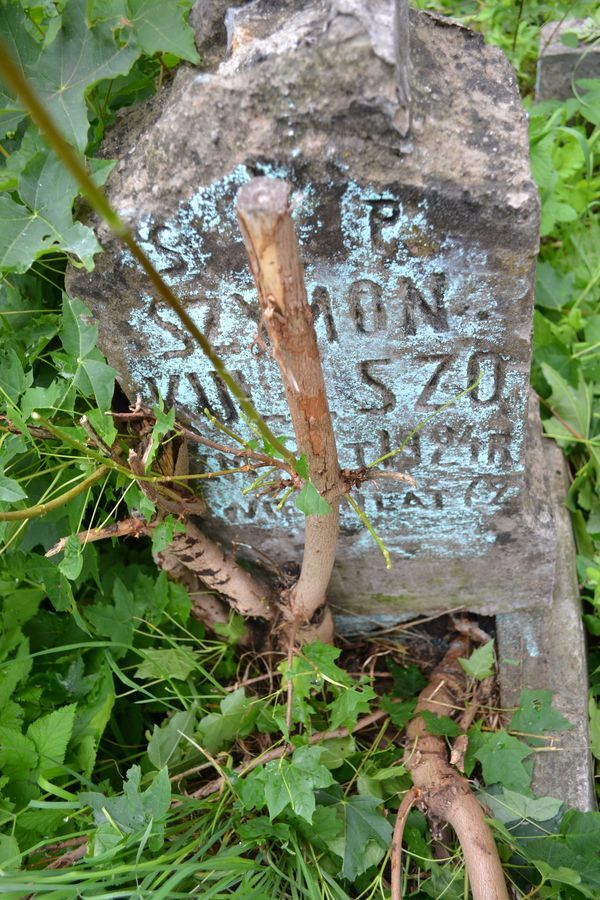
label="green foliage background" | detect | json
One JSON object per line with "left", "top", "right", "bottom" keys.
{"left": 0, "top": 0, "right": 599, "bottom": 895}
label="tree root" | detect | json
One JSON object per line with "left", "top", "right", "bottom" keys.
{"left": 399, "top": 633, "right": 509, "bottom": 900}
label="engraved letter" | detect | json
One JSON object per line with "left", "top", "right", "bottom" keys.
{"left": 358, "top": 359, "right": 396, "bottom": 413}
{"left": 468, "top": 352, "right": 504, "bottom": 405}
{"left": 404, "top": 273, "right": 448, "bottom": 335}
{"left": 311, "top": 285, "right": 338, "bottom": 342}
{"left": 349, "top": 279, "right": 386, "bottom": 333}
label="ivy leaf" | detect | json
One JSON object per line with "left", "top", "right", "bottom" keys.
{"left": 327, "top": 793, "right": 393, "bottom": 882}
{"left": 151, "top": 515, "right": 186, "bottom": 555}
{"left": 0, "top": 474, "right": 27, "bottom": 503}
{"left": 295, "top": 480, "right": 331, "bottom": 516}
{"left": 474, "top": 730, "right": 534, "bottom": 793}
{"left": 420, "top": 710, "right": 462, "bottom": 737}
{"left": 85, "top": 577, "right": 135, "bottom": 653}
{"left": 80, "top": 765, "right": 171, "bottom": 852}
{"left": 196, "top": 688, "right": 258, "bottom": 754}
{"left": 328, "top": 685, "right": 376, "bottom": 731}
{"left": 510, "top": 690, "right": 571, "bottom": 736}
{"left": 380, "top": 695, "right": 417, "bottom": 729}
{"left": 27, "top": 703, "right": 77, "bottom": 776}
{"left": 302, "top": 641, "right": 353, "bottom": 687}
{"left": 262, "top": 746, "right": 334, "bottom": 823}
{"left": 0, "top": 0, "right": 140, "bottom": 151}
{"left": 387, "top": 661, "right": 426, "bottom": 697}
{"left": 459, "top": 640, "right": 495, "bottom": 680}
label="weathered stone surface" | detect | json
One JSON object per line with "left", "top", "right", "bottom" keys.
{"left": 536, "top": 18, "right": 600, "bottom": 101}
{"left": 497, "top": 438, "right": 596, "bottom": 812}
{"left": 68, "top": 0, "right": 555, "bottom": 620}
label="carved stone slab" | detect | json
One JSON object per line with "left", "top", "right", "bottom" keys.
{"left": 69, "top": 0, "right": 555, "bottom": 621}
{"left": 536, "top": 18, "right": 600, "bottom": 101}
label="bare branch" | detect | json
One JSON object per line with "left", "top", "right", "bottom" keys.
{"left": 45, "top": 515, "right": 150, "bottom": 557}
{"left": 237, "top": 178, "right": 341, "bottom": 643}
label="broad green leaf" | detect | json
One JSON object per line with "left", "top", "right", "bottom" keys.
{"left": 479, "top": 787, "right": 563, "bottom": 824}
{"left": 510, "top": 690, "right": 571, "bottom": 736}
{"left": 79, "top": 358, "right": 117, "bottom": 411}
{"left": 19, "top": 380, "right": 62, "bottom": 421}
{"left": 295, "top": 480, "right": 331, "bottom": 516}
{"left": 420, "top": 710, "right": 462, "bottom": 737}
{"left": 380, "top": 696, "right": 417, "bottom": 729}
{"left": 459, "top": 640, "right": 495, "bottom": 680}
{"left": 0, "top": 834, "right": 21, "bottom": 870}
{"left": 527, "top": 810, "right": 600, "bottom": 894}
{"left": 474, "top": 730, "right": 533, "bottom": 793}
{"left": 61, "top": 295, "right": 98, "bottom": 360}
{"left": 196, "top": 688, "right": 258, "bottom": 754}
{"left": 135, "top": 646, "right": 197, "bottom": 682}
{"left": 262, "top": 746, "right": 334, "bottom": 823}
{"left": 541, "top": 363, "right": 591, "bottom": 440}
{"left": 536, "top": 261, "right": 575, "bottom": 309}
{"left": 589, "top": 695, "right": 600, "bottom": 761}
{"left": 533, "top": 311, "right": 579, "bottom": 388}
{"left": 0, "top": 0, "right": 140, "bottom": 150}
{"left": 0, "top": 474, "right": 27, "bottom": 503}
{"left": 0, "top": 638, "right": 32, "bottom": 707}
{"left": 147, "top": 707, "right": 196, "bottom": 770}
{"left": 27, "top": 703, "right": 77, "bottom": 776}
{"left": 88, "top": 0, "right": 200, "bottom": 62}
{"left": 0, "top": 349, "right": 29, "bottom": 401}
{"left": 85, "top": 407, "right": 117, "bottom": 445}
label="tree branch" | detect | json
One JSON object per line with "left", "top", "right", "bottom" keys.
{"left": 236, "top": 178, "right": 341, "bottom": 643}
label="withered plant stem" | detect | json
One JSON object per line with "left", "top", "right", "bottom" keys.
{"left": 236, "top": 178, "right": 341, "bottom": 643}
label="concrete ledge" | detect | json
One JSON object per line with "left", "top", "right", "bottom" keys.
{"left": 497, "top": 437, "right": 595, "bottom": 811}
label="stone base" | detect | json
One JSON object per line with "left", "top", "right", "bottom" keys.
{"left": 497, "top": 438, "right": 595, "bottom": 812}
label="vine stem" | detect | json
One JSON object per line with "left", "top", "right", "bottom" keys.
{"left": 0, "top": 465, "right": 109, "bottom": 521}
{"left": 0, "top": 40, "right": 293, "bottom": 467}
{"left": 236, "top": 178, "right": 341, "bottom": 643}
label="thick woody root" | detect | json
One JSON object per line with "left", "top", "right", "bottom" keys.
{"left": 399, "top": 634, "right": 509, "bottom": 900}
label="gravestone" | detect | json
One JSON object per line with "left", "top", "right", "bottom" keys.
{"left": 536, "top": 18, "right": 600, "bottom": 101}
{"left": 69, "top": 0, "right": 556, "bottom": 626}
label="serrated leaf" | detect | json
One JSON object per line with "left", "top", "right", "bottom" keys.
{"left": 510, "top": 690, "right": 572, "bottom": 737}
{"left": 380, "top": 695, "right": 417, "bottom": 729}
{"left": 302, "top": 642, "right": 353, "bottom": 687}
{"left": 151, "top": 514, "right": 186, "bottom": 555}
{"left": 196, "top": 687, "right": 258, "bottom": 754}
{"left": 135, "top": 646, "right": 196, "bottom": 682}
{"left": 459, "top": 640, "right": 495, "bottom": 680}
{"left": 0, "top": 727, "right": 38, "bottom": 779}
{"left": 295, "top": 480, "right": 331, "bottom": 516}
{"left": 79, "top": 358, "right": 117, "bottom": 411}
{"left": 0, "top": 0, "right": 140, "bottom": 151}
{"left": 147, "top": 707, "right": 196, "bottom": 770}
{"left": 0, "top": 348, "right": 29, "bottom": 400}
{"left": 0, "top": 834, "right": 21, "bottom": 870}
{"left": 541, "top": 364, "right": 591, "bottom": 439}
{"left": 27, "top": 703, "right": 77, "bottom": 776}
{"left": 85, "top": 577, "right": 134, "bottom": 652}
{"left": 0, "top": 474, "right": 27, "bottom": 503}
{"left": 474, "top": 729, "right": 533, "bottom": 793}
{"left": 80, "top": 765, "right": 171, "bottom": 851}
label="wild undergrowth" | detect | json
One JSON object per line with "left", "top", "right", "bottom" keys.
{"left": 0, "top": 0, "right": 600, "bottom": 896}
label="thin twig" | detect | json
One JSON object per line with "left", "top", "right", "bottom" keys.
{"left": 45, "top": 515, "right": 151, "bottom": 557}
